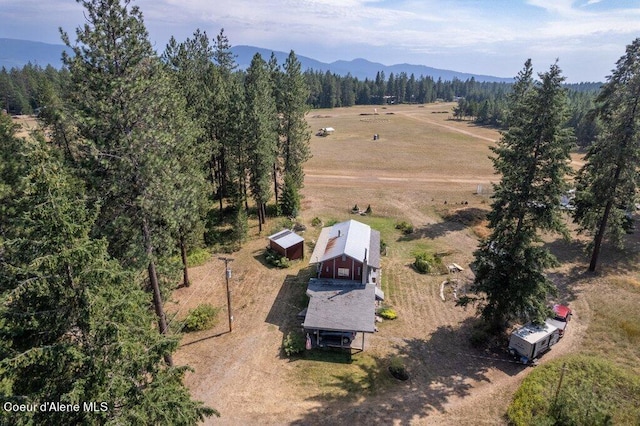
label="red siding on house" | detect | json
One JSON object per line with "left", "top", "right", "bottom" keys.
{"left": 319, "top": 256, "right": 363, "bottom": 281}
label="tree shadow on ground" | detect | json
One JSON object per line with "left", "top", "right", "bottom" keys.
{"left": 545, "top": 230, "right": 640, "bottom": 279}
{"left": 544, "top": 235, "right": 587, "bottom": 265}
{"left": 291, "top": 318, "right": 525, "bottom": 425}
{"left": 400, "top": 207, "right": 488, "bottom": 241}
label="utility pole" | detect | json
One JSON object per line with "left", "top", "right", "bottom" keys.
{"left": 553, "top": 363, "right": 568, "bottom": 409}
{"left": 219, "top": 257, "right": 234, "bottom": 332}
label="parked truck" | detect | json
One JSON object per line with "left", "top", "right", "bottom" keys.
{"left": 546, "top": 304, "right": 572, "bottom": 337}
{"left": 508, "top": 322, "right": 560, "bottom": 364}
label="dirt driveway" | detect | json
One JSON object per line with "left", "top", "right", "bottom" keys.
{"left": 173, "top": 105, "right": 588, "bottom": 425}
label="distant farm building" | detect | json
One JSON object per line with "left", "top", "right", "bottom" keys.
{"left": 268, "top": 229, "right": 304, "bottom": 260}
{"left": 303, "top": 220, "right": 383, "bottom": 350}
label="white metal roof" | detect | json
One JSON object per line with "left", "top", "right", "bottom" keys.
{"left": 268, "top": 229, "right": 304, "bottom": 249}
{"left": 310, "top": 220, "right": 379, "bottom": 266}
{"left": 512, "top": 323, "right": 558, "bottom": 344}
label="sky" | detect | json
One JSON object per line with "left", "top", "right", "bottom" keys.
{"left": 1, "top": 0, "right": 640, "bottom": 82}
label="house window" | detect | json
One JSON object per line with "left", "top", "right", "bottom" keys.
{"left": 337, "top": 268, "right": 350, "bottom": 277}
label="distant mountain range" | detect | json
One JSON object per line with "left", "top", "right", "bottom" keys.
{"left": 0, "top": 38, "right": 513, "bottom": 83}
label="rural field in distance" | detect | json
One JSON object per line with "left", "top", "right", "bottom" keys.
{"left": 171, "top": 103, "right": 640, "bottom": 425}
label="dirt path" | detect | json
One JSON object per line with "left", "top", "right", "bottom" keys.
{"left": 305, "top": 172, "right": 495, "bottom": 186}
{"left": 396, "top": 110, "right": 499, "bottom": 143}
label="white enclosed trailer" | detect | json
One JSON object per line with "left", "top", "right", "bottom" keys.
{"left": 508, "top": 323, "right": 560, "bottom": 364}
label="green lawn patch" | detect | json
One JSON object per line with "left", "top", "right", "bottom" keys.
{"left": 508, "top": 354, "right": 640, "bottom": 426}
{"left": 294, "top": 352, "right": 394, "bottom": 400}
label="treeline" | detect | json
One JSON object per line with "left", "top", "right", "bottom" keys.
{"left": 0, "top": 64, "right": 68, "bottom": 115}
{"left": 3, "top": 59, "right": 603, "bottom": 148}
{"left": 303, "top": 70, "right": 502, "bottom": 107}
{"left": 1, "top": 0, "right": 309, "bottom": 424}
{"left": 3, "top": 63, "right": 495, "bottom": 113}
{"left": 452, "top": 81, "right": 600, "bottom": 146}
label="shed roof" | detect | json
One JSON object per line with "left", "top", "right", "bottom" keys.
{"left": 310, "top": 220, "right": 380, "bottom": 267}
{"left": 303, "top": 279, "right": 376, "bottom": 333}
{"left": 268, "top": 229, "right": 304, "bottom": 249}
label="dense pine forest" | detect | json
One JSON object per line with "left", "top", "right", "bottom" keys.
{"left": 2, "top": 60, "right": 602, "bottom": 147}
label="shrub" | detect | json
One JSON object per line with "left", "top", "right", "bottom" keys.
{"left": 351, "top": 204, "right": 360, "bottom": 213}
{"left": 311, "top": 217, "right": 323, "bottom": 227}
{"left": 380, "top": 239, "right": 387, "bottom": 255}
{"left": 186, "top": 247, "right": 210, "bottom": 267}
{"left": 395, "top": 220, "right": 414, "bottom": 234}
{"left": 388, "top": 356, "right": 409, "bottom": 380}
{"left": 377, "top": 307, "right": 397, "bottom": 320}
{"left": 264, "top": 248, "right": 291, "bottom": 268}
{"left": 413, "top": 251, "right": 435, "bottom": 273}
{"left": 183, "top": 304, "right": 219, "bottom": 332}
{"left": 365, "top": 204, "right": 372, "bottom": 215}
{"left": 283, "top": 331, "right": 306, "bottom": 357}
{"left": 469, "top": 327, "right": 491, "bottom": 348}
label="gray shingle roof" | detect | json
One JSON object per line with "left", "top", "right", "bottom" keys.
{"left": 303, "top": 279, "right": 376, "bottom": 333}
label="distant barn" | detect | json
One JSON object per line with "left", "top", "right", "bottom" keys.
{"left": 268, "top": 229, "right": 304, "bottom": 260}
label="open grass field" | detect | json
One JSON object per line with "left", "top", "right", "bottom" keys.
{"left": 11, "top": 106, "right": 640, "bottom": 424}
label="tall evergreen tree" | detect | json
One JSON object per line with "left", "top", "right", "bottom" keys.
{"left": 0, "top": 132, "right": 215, "bottom": 425}
{"left": 573, "top": 38, "right": 640, "bottom": 272}
{"left": 279, "top": 174, "right": 301, "bottom": 218}
{"left": 244, "top": 53, "right": 278, "bottom": 233}
{"left": 268, "top": 52, "right": 283, "bottom": 206}
{"left": 465, "top": 61, "right": 574, "bottom": 329}
{"left": 161, "top": 30, "right": 214, "bottom": 287}
{"left": 0, "top": 111, "right": 24, "bottom": 238}
{"left": 60, "top": 0, "right": 199, "bottom": 363}
{"left": 209, "top": 28, "right": 239, "bottom": 211}
{"left": 279, "top": 51, "right": 312, "bottom": 191}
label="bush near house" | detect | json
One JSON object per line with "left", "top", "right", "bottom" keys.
{"left": 283, "top": 331, "right": 306, "bottom": 357}
{"left": 264, "top": 248, "right": 291, "bottom": 268}
{"left": 187, "top": 247, "right": 211, "bottom": 267}
{"left": 183, "top": 304, "right": 219, "bottom": 332}
{"left": 388, "top": 356, "right": 409, "bottom": 380}
{"left": 377, "top": 307, "right": 397, "bottom": 320}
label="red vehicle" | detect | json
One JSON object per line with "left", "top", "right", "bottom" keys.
{"left": 546, "top": 304, "right": 572, "bottom": 337}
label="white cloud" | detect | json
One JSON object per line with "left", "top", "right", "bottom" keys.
{"left": 1, "top": 0, "right": 638, "bottom": 81}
